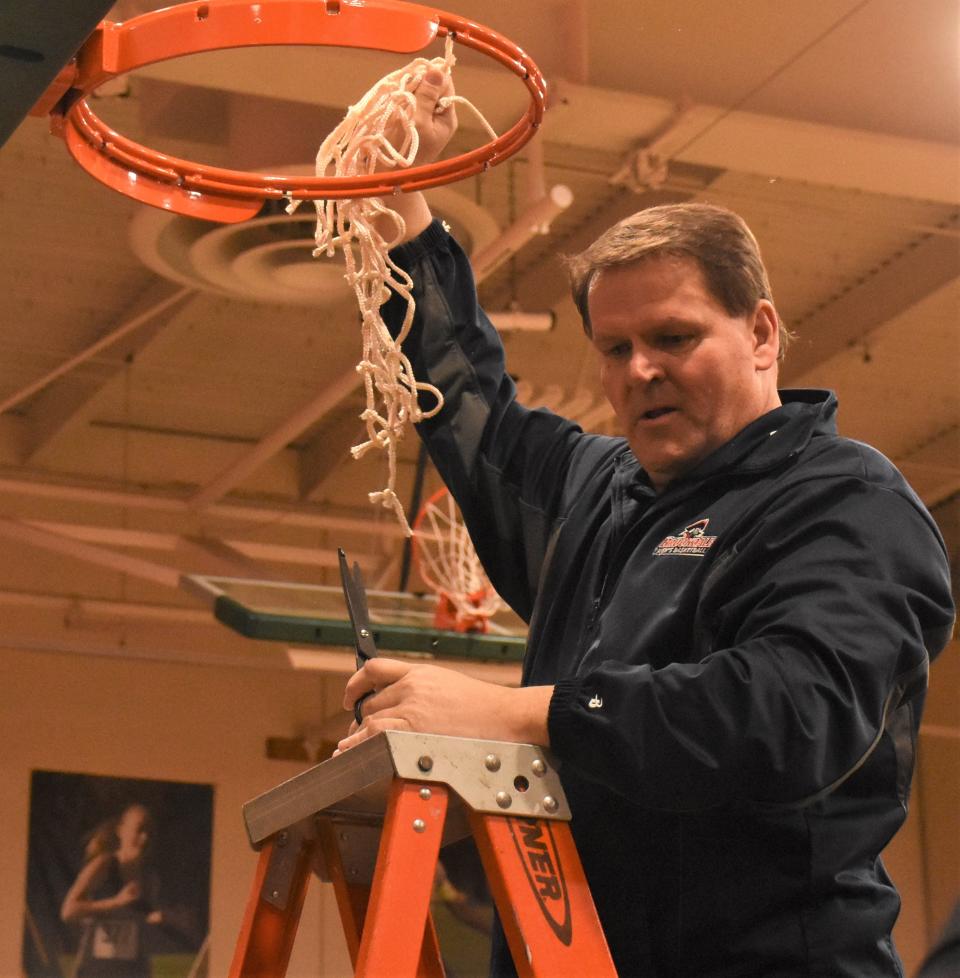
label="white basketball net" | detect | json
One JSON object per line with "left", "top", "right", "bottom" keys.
{"left": 292, "top": 37, "right": 496, "bottom": 535}
{"left": 414, "top": 488, "right": 503, "bottom": 627}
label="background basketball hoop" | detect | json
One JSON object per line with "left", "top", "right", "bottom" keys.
{"left": 33, "top": 0, "right": 546, "bottom": 222}
{"left": 412, "top": 487, "right": 504, "bottom": 633}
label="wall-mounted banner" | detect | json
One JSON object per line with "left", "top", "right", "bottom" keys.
{"left": 22, "top": 769, "right": 213, "bottom": 978}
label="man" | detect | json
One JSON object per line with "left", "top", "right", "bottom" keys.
{"left": 337, "top": 72, "right": 956, "bottom": 977}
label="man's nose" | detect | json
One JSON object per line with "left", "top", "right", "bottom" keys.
{"left": 628, "top": 349, "right": 664, "bottom": 383}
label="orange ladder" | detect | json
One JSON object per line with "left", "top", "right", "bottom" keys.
{"left": 228, "top": 730, "right": 618, "bottom": 977}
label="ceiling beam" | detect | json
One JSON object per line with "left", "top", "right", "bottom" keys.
{"left": 897, "top": 464, "right": 960, "bottom": 511}
{"left": 0, "top": 282, "right": 190, "bottom": 416}
{"left": 299, "top": 407, "right": 364, "bottom": 501}
{"left": 189, "top": 366, "right": 361, "bottom": 510}
{"left": 134, "top": 52, "right": 960, "bottom": 204}
{"left": 20, "top": 519, "right": 380, "bottom": 571}
{"left": 178, "top": 534, "right": 273, "bottom": 579}
{"left": 0, "top": 472, "right": 408, "bottom": 536}
{"left": 781, "top": 224, "right": 960, "bottom": 383}
{"left": 481, "top": 182, "right": 694, "bottom": 314}
{"left": 0, "top": 516, "right": 180, "bottom": 588}
{"left": 896, "top": 426, "right": 960, "bottom": 510}
{"left": 20, "top": 281, "right": 195, "bottom": 464}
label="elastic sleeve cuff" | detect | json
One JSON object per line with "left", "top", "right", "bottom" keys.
{"left": 547, "top": 677, "right": 587, "bottom": 758}
{"left": 387, "top": 218, "right": 451, "bottom": 267}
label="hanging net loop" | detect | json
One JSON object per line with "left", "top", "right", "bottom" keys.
{"left": 412, "top": 487, "right": 503, "bottom": 632}
{"left": 294, "top": 34, "right": 504, "bottom": 531}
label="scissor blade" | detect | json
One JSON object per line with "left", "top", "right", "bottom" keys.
{"left": 338, "top": 548, "right": 377, "bottom": 663}
{"left": 352, "top": 560, "right": 371, "bottom": 624}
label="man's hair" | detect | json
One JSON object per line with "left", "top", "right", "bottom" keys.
{"left": 564, "top": 202, "right": 793, "bottom": 357}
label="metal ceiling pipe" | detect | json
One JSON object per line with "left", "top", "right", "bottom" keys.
{"left": 471, "top": 184, "right": 574, "bottom": 282}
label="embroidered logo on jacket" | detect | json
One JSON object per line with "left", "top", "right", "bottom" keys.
{"left": 653, "top": 518, "right": 718, "bottom": 557}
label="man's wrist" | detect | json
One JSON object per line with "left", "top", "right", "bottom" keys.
{"left": 383, "top": 190, "right": 432, "bottom": 245}
{"left": 510, "top": 685, "right": 554, "bottom": 746}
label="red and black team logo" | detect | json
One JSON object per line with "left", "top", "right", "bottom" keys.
{"left": 653, "top": 518, "right": 718, "bottom": 557}
{"left": 507, "top": 817, "right": 573, "bottom": 945}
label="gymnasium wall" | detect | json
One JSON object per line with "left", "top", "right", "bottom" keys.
{"left": 0, "top": 644, "right": 354, "bottom": 978}
{"left": 1, "top": 637, "right": 956, "bottom": 977}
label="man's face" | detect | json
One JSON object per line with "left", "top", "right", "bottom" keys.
{"left": 588, "top": 256, "right": 780, "bottom": 490}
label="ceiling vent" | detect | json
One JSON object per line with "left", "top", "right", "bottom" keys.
{"left": 129, "top": 182, "right": 500, "bottom": 306}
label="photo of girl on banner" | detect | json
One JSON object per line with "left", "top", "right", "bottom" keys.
{"left": 22, "top": 770, "right": 213, "bottom": 978}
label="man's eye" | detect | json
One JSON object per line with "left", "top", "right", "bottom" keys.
{"left": 604, "top": 343, "right": 630, "bottom": 358}
{"left": 660, "top": 333, "right": 694, "bottom": 348}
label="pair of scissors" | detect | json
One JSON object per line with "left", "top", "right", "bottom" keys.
{"left": 338, "top": 548, "right": 378, "bottom": 725}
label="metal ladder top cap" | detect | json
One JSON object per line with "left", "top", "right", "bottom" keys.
{"left": 242, "top": 729, "right": 569, "bottom": 847}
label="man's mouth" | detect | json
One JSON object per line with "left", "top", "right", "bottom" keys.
{"left": 640, "top": 407, "right": 676, "bottom": 421}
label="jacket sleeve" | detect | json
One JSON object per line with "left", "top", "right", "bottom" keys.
{"left": 383, "top": 220, "right": 616, "bottom": 620}
{"left": 548, "top": 466, "right": 956, "bottom": 810}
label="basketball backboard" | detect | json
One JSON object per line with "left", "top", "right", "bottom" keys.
{"left": 182, "top": 574, "right": 526, "bottom": 662}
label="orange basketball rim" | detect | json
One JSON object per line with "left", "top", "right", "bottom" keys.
{"left": 29, "top": 0, "right": 547, "bottom": 223}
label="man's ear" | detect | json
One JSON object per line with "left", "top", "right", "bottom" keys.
{"left": 752, "top": 300, "right": 780, "bottom": 370}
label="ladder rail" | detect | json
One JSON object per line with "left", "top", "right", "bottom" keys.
{"left": 229, "top": 731, "right": 619, "bottom": 977}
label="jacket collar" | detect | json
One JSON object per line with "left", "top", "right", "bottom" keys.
{"left": 620, "top": 388, "right": 838, "bottom": 498}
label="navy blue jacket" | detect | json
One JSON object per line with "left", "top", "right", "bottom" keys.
{"left": 384, "top": 221, "right": 955, "bottom": 977}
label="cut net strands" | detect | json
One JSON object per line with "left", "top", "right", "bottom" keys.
{"left": 291, "top": 36, "right": 497, "bottom": 534}
{"left": 413, "top": 487, "right": 504, "bottom": 633}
